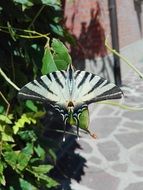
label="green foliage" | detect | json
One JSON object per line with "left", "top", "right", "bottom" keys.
{"left": 25, "top": 100, "right": 38, "bottom": 112}
{"left": 0, "top": 112, "right": 59, "bottom": 189}
{"left": 41, "top": 38, "right": 72, "bottom": 74}
{"left": 0, "top": 0, "right": 90, "bottom": 189}
{"left": 41, "top": 40, "right": 58, "bottom": 74}
{"left": 0, "top": 0, "right": 74, "bottom": 189}
{"left": 13, "top": 113, "right": 36, "bottom": 134}
{"left": 52, "top": 38, "right": 72, "bottom": 70}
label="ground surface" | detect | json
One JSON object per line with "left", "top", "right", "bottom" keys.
{"left": 71, "top": 61, "right": 143, "bottom": 190}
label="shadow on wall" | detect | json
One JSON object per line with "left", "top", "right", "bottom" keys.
{"left": 67, "top": 1, "right": 113, "bottom": 81}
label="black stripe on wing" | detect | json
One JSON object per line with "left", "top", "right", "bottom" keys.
{"left": 46, "top": 74, "right": 52, "bottom": 81}
{"left": 18, "top": 74, "right": 58, "bottom": 102}
{"left": 74, "top": 71, "right": 123, "bottom": 104}
{"left": 89, "top": 74, "right": 95, "bottom": 81}
{"left": 52, "top": 72, "right": 64, "bottom": 88}
{"left": 85, "top": 86, "right": 123, "bottom": 104}
{"left": 77, "top": 72, "right": 90, "bottom": 88}
{"left": 18, "top": 86, "right": 47, "bottom": 102}
{"left": 38, "top": 78, "right": 54, "bottom": 94}
{"left": 60, "top": 70, "right": 67, "bottom": 79}
{"left": 75, "top": 70, "right": 81, "bottom": 79}
{"left": 86, "top": 78, "right": 108, "bottom": 95}
{"left": 67, "top": 64, "right": 74, "bottom": 81}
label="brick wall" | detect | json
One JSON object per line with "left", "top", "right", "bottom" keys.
{"left": 64, "top": 0, "right": 143, "bottom": 51}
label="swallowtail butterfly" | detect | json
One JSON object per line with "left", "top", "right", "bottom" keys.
{"left": 18, "top": 64, "right": 123, "bottom": 140}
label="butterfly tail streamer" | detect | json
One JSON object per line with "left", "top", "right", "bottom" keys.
{"left": 76, "top": 120, "right": 80, "bottom": 140}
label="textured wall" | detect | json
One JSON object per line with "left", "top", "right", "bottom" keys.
{"left": 64, "top": 0, "right": 143, "bottom": 49}
{"left": 64, "top": 0, "right": 143, "bottom": 81}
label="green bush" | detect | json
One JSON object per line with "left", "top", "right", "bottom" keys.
{"left": 0, "top": 0, "right": 73, "bottom": 189}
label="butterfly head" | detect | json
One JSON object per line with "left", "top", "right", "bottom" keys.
{"left": 67, "top": 101, "right": 74, "bottom": 113}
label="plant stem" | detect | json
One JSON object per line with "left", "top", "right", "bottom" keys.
{"left": 105, "top": 37, "right": 143, "bottom": 79}
{"left": 28, "top": 5, "right": 46, "bottom": 29}
{"left": 0, "top": 92, "right": 10, "bottom": 115}
{"left": 0, "top": 68, "right": 20, "bottom": 91}
{"left": 97, "top": 100, "right": 143, "bottom": 111}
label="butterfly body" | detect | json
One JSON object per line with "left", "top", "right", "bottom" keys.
{"left": 18, "top": 64, "right": 123, "bottom": 139}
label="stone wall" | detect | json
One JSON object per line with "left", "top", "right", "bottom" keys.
{"left": 64, "top": 0, "right": 143, "bottom": 82}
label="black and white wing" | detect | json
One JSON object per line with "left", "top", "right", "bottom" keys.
{"left": 18, "top": 70, "right": 70, "bottom": 105}
{"left": 18, "top": 64, "right": 123, "bottom": 107}
{"left": 72, "top": 70, "right": 123, "bottom": 105}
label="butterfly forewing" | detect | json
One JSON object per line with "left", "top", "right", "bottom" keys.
{"left": 18, "top": 65, "right": 122, "bottom": 108}
{"left": 72, "top": 70, "right": 122, "bottom": 105}
{"left": 18, "top": 70, "right": 70, "bottom": 105}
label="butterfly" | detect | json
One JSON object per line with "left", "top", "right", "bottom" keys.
{"left": 18, "top": 64, "right": 123, "bottom": 140}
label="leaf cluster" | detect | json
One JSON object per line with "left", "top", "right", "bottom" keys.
{"left": 0, "top": 112, "right": 58, "bottom": 189}
{"left": 0, "top": 0, "right": 74, "bottom": 189}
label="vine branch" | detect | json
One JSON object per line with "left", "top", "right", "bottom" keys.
{"left": 105, "top": 37, "right": 143, "bottom": 79}
{"left": 0, "top": 68, "right": 20, "bottom": 91}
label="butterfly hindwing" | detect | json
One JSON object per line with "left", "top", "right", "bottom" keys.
{"left": 18, "top": 64, "right": 123, "bottom": 139}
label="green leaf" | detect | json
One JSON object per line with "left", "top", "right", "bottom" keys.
{"left": 13, "top": 0, "right": 29, "bottom": 4}
{"left": 19, "top": 178, "right": 37, "bottom": 190}
{"left": 42, "top": 175, "right": 59, "bottom": 188}
{"left": 32, "top": 165, "right": 53, "bottom": 174}
{"left": 50, "top": 24, "right": 64, "bottom": 36}
{"left": 0, "top": 174, "right": 6, "bottom": 186}
{"left": 18, "top": 130, "right": 37, "bottom": 142}
{"left": 41, "top": 0, "right": 61, "bottom": 6}
{"left": 31, "top": 171, "right": 58, "bottom": 188}
{"left": 9, "top": 187, "right": 15, "bottom": 190}
{"left": 52, "top": 38, "right": 72, "bottom": 70}
{"left": 13, "top": 0, "right": 33, "bottom": 9}
{"left": 25, "top": 100, "right": 38, "bottom": 112}
{"left": 0, "top": 162, "right": 6, "bottom": 186}
{"left": 41, "top": 41, "right": 57, "bottom": 75}
{"left": 13, "top": 114, "right": 36, "bottom": 134}
{"left": 0, "top": 114, "right": 12, "bottom": 124}
{"left": 1, "top": 125, "right": 14, "bottom": 142}
{"left": 27, "top": 165, "right": 58, "bottom": 187}
{"left": 53, "top": 60, "right": 68, "bottom": 70}
{"left": 33, "top": 111, "right": 45, "bottom": 118}
{"left": 0, "top": 106, "right": 4, "bottom": 114}
{"left": 34, "top": 145, "right": 45, "bottom": 160}
{"left": 3, "top": 151, "right": 17, "bottom": 170}
{"left": 17, "top": 143, "right": 33, "bottom": 171}
{"left": 48, "top": 148, "right": 57, "bottom": 163}
{"left": 4, "top": 143, "right": 33, "bottom": 172}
